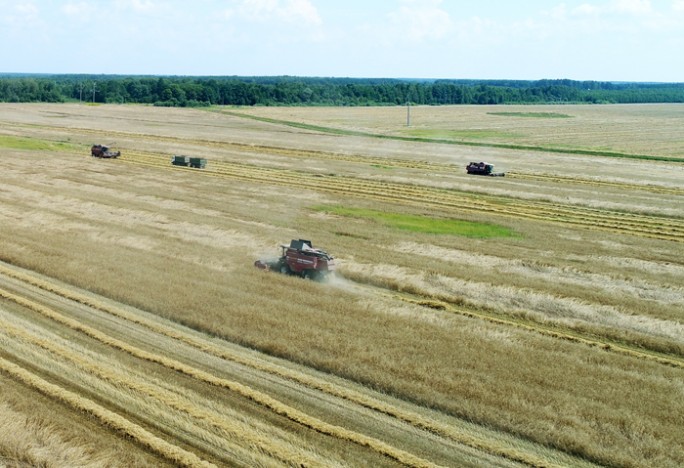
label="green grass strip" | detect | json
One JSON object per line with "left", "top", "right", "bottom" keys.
{"left": 404, "top": 128, "right": 520, "bottom": 140}
{"left": 0, "top": 135, "right": 75, "bottom": 152}
{"left": 316, "top": 206, "right": 517, "bottom": 238}
{"left": 487, "top": 111, "right": 573, "bottom": 118}
{"left": 220, "top": 110, "right": 684, "bottom": 163}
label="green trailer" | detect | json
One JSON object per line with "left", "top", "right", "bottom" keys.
{"left": 189, "top": 157, "right": 207, "bottom": 169}
{"left": 172, "top": 155, "right": 189, "bottom": 166}
{"left": 171, "top": 155, "right": 207, "bottom": 169}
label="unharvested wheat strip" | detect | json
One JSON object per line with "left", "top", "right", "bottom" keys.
{"left": 0, "top": 260, "right": 581, "bottom": 467}
{"left": 508, "top": 172, "right": 684, "bottom": 196}
{"left": 344, "top": 261, "right": 684, "bottom": 364}
{"left": 0, "top": 357, "right": 214, "bottom": 468}
{"left": 391, "top": 293, "right": 684, "bottom": 369}
{"left": 0, "top": 316, "right": 332, "bottom": 468}
{"left": 0, "top": 287, "right": 438, "bottom": 468}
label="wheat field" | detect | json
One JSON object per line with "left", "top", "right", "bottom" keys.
{"left": 0, "top": 103, "right": 683, "bottom": 467}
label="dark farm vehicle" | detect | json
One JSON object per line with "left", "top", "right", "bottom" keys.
{"left": 172, "top": 155, "right": 207, "bottom": 169}
{"left": 91, "top": 145, "right": 120, "bottom": 158}
{"left": 466, "top": 161, "right": 505, "bottom": 177}
{"left": 255, "top": 239, "right": 336, "bottom": 281}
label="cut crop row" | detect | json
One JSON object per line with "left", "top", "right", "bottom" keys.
{"left": 0, "top": 261, "right": 579, "bottom": 468}
{"left": 120, "top": 152, "right": 684, "bottom": 242}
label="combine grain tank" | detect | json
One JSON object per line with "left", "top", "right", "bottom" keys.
{"left": 254, "top": 239, "right": 336, "bottom": 281}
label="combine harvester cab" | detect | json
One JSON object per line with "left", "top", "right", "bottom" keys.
{"left": 466, "top": 161, "right": 505, "bottom": 177}
{"left": 255, "top": 239, "right": 336, "bottom": 281}
{"left": 91, "top": 144, "right": 121, "bottom": 158}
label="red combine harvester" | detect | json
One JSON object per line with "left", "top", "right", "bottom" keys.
{"left": 466, "top": 161, "right": 505, "bottom": 176}
{"left": 255, "top": 239, "right": 336, "bottom": 281}
{"left": 91, "top": 144, "right": 121, "bottom": 158}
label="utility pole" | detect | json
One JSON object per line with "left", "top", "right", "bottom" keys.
{"left": 406, "top": 101, "right": 411, "bottom": 127}
{"left": 92, "top": 82, "right": 96, "bottom": 103}
{"left": 79, "top": 83, "right": 83, "bottom": 103}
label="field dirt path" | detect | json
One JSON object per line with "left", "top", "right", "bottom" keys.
{"left": 0, "top": 260, "right": 595, "bottom": 467}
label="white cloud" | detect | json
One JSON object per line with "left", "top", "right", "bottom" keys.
{"left": 63, "top": 0, "right": 158, "bottom": 20}
{"left": 114, "top": 0, "right": 157, "bottom": 13}
{"left": 232, "top": 0, "right": 321, "bottom": 25}
{"left": 387, "top": 0, "right": 453, "bottom": 42}
{"left": 238, "top": 0, "right": 277, "bottom": 19}
{"left": 548, "top": 3, "right": 569, "bottom": 20}
{"left": 558, "top": 0, "right": 654, "bottom": 19}
{"left": 571, "top": 0, "right": 653, "bottom": 16}
{"left": 15, "top": 1, "right": 39, "bottom": 16}
{"left": 62, "top": 2, "right": 97, "bottom": 17}
{"left": 2, "top": 1, "right": 41, "bottom": 26}
{"left": 537, "top": 0, "right": 680, "bottom": 36}
{"left": 1, "top": 1, "right": 682, "bottom": 79}
{"left": 0, "top": 1, "right": 47, "bottom": 46}
{"left": 573, "top": 3, "right": 602, "bottom": 16}
{"left": 286, "top": 0, "right": 320, "bottom": 24}
{"left": 610, "top": 0, "right": 653, "bottom": 14}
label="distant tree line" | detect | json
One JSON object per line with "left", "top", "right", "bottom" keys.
{"left": 0, "top": 74, "right": 682, "bottom": 106}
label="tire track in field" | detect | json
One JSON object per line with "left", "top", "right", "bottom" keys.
{"left": 120, "top": 151, "right": 684, "bottom": 242}
{"left": 0, "top": 261, "right": 589, "bottom": 468}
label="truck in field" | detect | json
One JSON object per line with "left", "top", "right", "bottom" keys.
{"left": 172, "top": 155, "right": 207, "bottom": 169}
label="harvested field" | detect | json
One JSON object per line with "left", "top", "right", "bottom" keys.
{"left": 0, "top": 103, "right": 683, "bottom": 467}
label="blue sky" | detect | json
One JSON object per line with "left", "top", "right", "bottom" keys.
{"left": 1, "top": 0, "right": 682, "bottom": 81}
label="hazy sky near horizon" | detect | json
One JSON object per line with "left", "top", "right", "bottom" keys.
{"left": 1, "top": 0, "right": 682, "bottom": 81}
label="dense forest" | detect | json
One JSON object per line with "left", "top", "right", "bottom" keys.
{"left": 1, "top": 74, "right": 683, "bottom": 106}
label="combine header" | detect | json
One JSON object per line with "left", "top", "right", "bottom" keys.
{"left": 466, "top": 161, "right": 505, "bottom": 177}
{"left": 255, "top": 239, "right": 336, "bottom": 281}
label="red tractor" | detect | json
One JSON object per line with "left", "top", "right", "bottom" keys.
{"left": 255, "top": 239, "right": 336, "bottom": 281}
